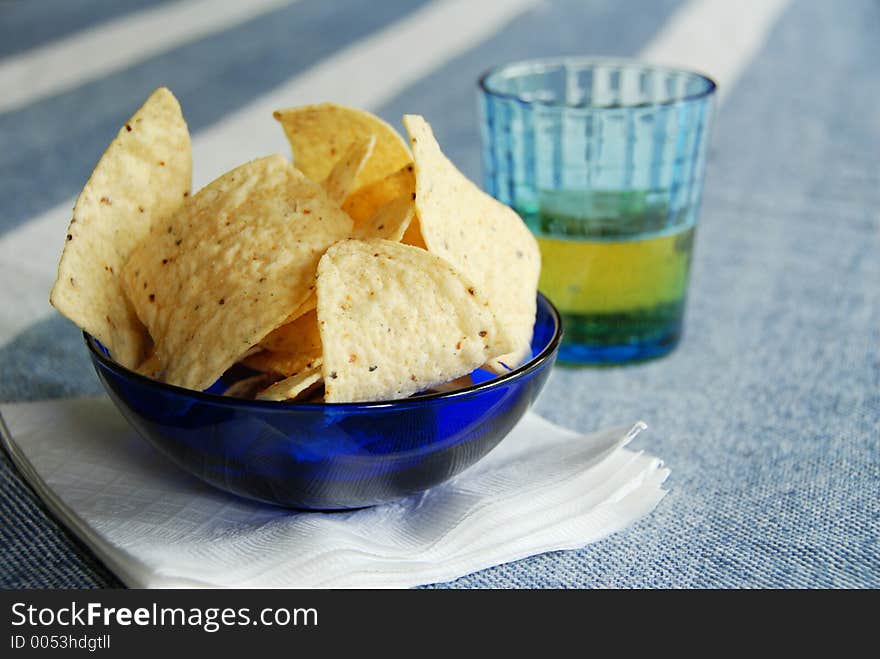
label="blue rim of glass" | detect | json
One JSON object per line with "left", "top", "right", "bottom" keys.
{"left": 478, "top": 56, "right": 717, "bottom": 110}
{"left": 83, "top": 292, "right": 562, "bottom": 411}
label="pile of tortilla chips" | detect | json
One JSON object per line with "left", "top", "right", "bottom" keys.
{"left": 50, "top": 90, "right": 540, "bottom": 403}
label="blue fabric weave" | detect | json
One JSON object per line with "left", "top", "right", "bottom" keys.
{"left": 0, "top": 0, "right": 877, "bottom": 588}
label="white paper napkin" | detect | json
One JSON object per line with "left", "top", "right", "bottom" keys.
{"left": 0, "top": 397, "right": 668, "bottom": 588}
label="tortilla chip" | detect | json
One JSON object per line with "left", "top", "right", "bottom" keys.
{"left": 403, "top": 115, "right": 540, "bottom": 370}
{"left": 322, "top": 136, "right": 375, "bottom": 204}
{"left": 258, "top": 309, "right": 321, "bottom": 353}
{"left": 122, "top": 154, "right": 352, "bottom": 391}
{"left": 136, "top": 349, "right": 164, "bottom": 380}
{"left": 342, "top": 163, "right": 414, "bottom": 226}
{"left": 425, "top": 373, "right": 475, "bottom": 394}
{"left": 343, "top": 162, "right": 423, "bottom": 246}
{"left": 273, "top": 103, "right": 410, "bottom": 188}
{"left": 352, "top": 194, "right": 414, "bottom": 242}
{"left": 50, "top": 87, "right": 191, "bottom": 368}
{"left": 223, "top": 373, "right": 276, "bottom": 399}
{"left": 244, "top": 350, "right": 321, "bottom": 378}
{"left": 400, "top": 215, "right": 426, "bottom": 249}
{"left": 244, "top": 309, "right": 322, "bottom": 377}
{"left": 316, "top": 239, "right": 505, "bottom": 403}
{"left": 256, "top": 363, "right": 323, "bottom": 401}
{"left": 279, "top": 292, "right": 316, "bottom": 326}
{"left": 241, "top": 345, "right": 263, "bottom": 359}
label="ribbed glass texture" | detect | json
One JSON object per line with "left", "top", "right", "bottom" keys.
{"left": 479, "top": 58, "right": 715, "bottom": 363}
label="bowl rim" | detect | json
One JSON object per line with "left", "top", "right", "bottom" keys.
{"left": 84, "top": 293, "right": 562, "bottom": 410}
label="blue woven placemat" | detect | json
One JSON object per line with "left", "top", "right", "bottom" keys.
{"left": 0, "top": 0, "right": 877, "bottom": 588}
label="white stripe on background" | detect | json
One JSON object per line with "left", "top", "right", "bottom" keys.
{"left": 189, "top": 0, "right": 538, "bottom": 187}
{"left": 0, "top": 0, "right": 297, "bottom": 114}
{"left": 0, "top": 0, "right": 538, "bottom": 345}
{"left": 639, "top": 0, "right": 792, "bottom": 103}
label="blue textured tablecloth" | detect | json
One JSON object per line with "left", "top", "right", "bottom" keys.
{"left": 0, "top": 0, "right": 877, "bottom": 588}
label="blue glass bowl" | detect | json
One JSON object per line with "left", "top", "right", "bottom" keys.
{"left": 85, "top": 294, "right": 561, "bottom": 510}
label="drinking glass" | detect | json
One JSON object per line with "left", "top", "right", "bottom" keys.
{"left": 478, "top": 58, "right": 716, "bottom": 364}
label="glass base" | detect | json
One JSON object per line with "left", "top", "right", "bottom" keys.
{"left": 557, "top": 328, "right": 682, "bottom": 366}
{"left": 554, "top": 303, "right": 685, "bottom": 365}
